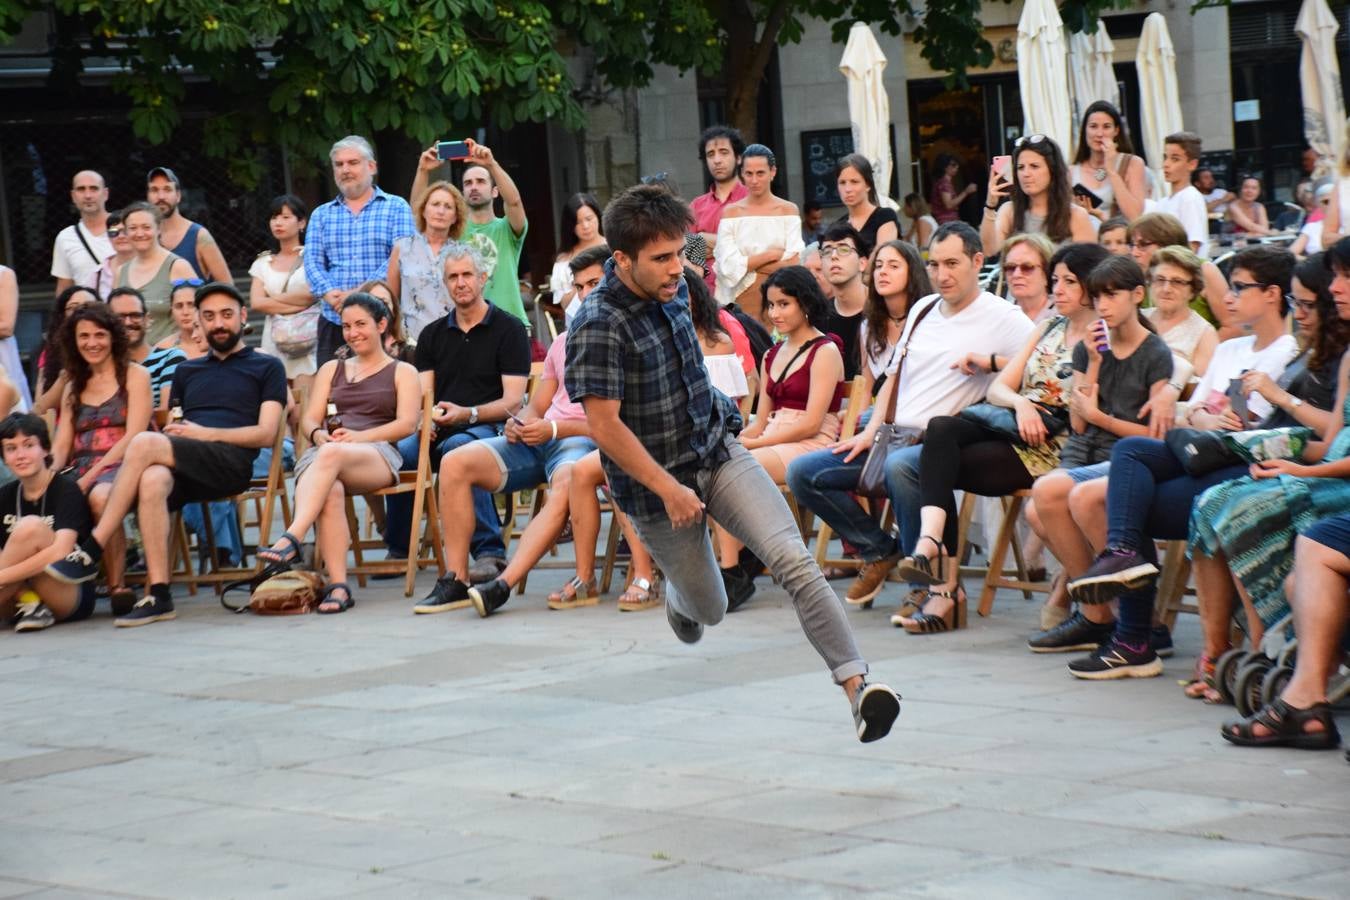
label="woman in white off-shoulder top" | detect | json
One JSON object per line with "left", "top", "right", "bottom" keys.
{"left": 714, "top": 144, "right": 802, "bottom": 323}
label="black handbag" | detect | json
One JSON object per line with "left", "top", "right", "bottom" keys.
{"left": 857, "top": 298, "right": 939, "bottom": 497}
{"left": 958, "top": 401, "right": 1068, "bottom": 444}
{"left": 1165, "top": 426, "right": 1313, "bottom": 477}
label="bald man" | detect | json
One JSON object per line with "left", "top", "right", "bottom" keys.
{"left": 51, "top": 170, "right": 113, "bottom": 296}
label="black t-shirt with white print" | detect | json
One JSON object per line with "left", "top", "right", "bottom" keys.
{"left": 0, "top": 472, "right": 93, "bottom": 550}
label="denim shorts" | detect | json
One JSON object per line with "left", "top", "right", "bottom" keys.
{"left": 482, "top": 433, "right": 596, "bottom": 492}
{"left": 1064, "top": 461, "right": 1111, "bottom": 484}
{"left": 1304, "top": 513, "right": 1350, "bottom": 557}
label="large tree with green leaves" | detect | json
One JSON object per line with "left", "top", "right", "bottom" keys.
{"left": 4, "top": 0, "right": 1222, "bottom": 177}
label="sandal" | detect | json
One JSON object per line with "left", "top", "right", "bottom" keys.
{"left": 317, "top": 582, "right": 355, "bottom": 615}
{"left": 894, "top": 583, "right": 967, "bottom": 634}
{"left": 257, "top": 531, "right": 303, "bottom": 575}
{"left": 618, "top": 575, "right": 663, "bottom": 612}
{"left": 547, "top": 576, "right": 599, "bottom": 610}
{"left": 895, "top": 535, "right": 946, "bottom": 586}
{"left": 1220, "top": 698, "right": 1341, "bottom": 749}
{"left": 1183, "top": 653, "right": 1224, "bottom": 703}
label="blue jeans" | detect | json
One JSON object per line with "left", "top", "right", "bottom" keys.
{"left": 182, "top": 501, "right": 241, "bottom": 566}
{"left": 1104, "top": 436, "right": 1248, "bottom": 641}
{"left": 785, "top": 443, "right": 923, "bottom": 563}
{"left": 384, "top": 425, "right": 504, "bottom": 559}
{"left": 632, "top": 439, "right": 867, "bottom": 684}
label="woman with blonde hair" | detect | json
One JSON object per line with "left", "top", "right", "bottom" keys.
{"left": 386, "top": 181, "right": 467, "bottom": 341}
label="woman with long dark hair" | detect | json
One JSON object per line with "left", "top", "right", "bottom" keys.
{"left": 50, "top": 303, "right": 152, "bottom": 609}
{"left": 835, "top": 153, "right": 899, "bottom": 253}
{"left": 33, "top": 285, "right": 100, "bottom": 415}
{"left": 550, "top": 193, "right": 605, "bottom": 325}
{"left": 928, "top": 154, "right": 973, "bottom": 225}
{"left": 982, "top": 135, "right": 1096, "bottom": 255}
{"left": 1070, "top": 101, "right": 1146, "bottom": 221}
{"left": 859, "top": 240, "right": 931, "bottom": 398}
{"left": 250, "top": 194, "right": 318, "bottom": 392}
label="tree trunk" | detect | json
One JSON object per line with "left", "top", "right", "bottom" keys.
{"left": 717, "top": 0, "right": 790, "bottom": 144}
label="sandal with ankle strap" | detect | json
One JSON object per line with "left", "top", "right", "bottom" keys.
{"left": 1220, "top": 698, "right": 1341, "bottom": 749}
{"left": 896, "top": 535, "right": 946, "bottom": 586}
{"left": 618, "top": 574, "right": 663, "bottom": 612}
{"left": 898, "top": 583, "right": 967, "bottom": 635}
{"left": 256, "top": 531, "right": 303, "bottom": 577}
{"left": 317, "top": 582, "right": 355, "bottom": 615}
{"left": 1183, "top": 653, "right": 1224, "bottom": 703}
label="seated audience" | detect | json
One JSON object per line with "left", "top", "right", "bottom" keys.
{"left": 34, "top": 285, "right": 99, "bottom": 415}
{"left": 718, "top": 267, "right": 846, "bottom": 608}
{"left": 1141, "top": 245, "right": 1219, "bottom": 380}
{"left": 1226, "top": 175, "right": 1272, "bottom": 237}
{"left": 1001, "top": 232, "right": 1056, "bottom": 324}
{"left": 1098, "top": 217, "right": 1129, "bottom": 256}
{"left": 1025, "top": 255, "right": 1174, "bottom": 652}
{"left": 50, "top": 304, "right": 152, "bottom": 612}
{"left": 1127, "top": 211, "right": 1234, "bottom": 335}
{"left": 786, "top": 222, "right": 1033, "bottom": 610}
{"left": 258, "top": 294, "right": 419, "bottom": 613}
{"left": 45, "top": 283, "right": 287, "bottom": 629}
{"left": 981, "top": 134, "right": 1096, "bottom": 255}
{"left": 687, "top": 273, "right": 749, "bottom": 402}
{"left": 893, "top": 242, "right": 1111, "bottom": 633}
{"left": 859, "top": 240, "right": 932, "bottom": 399}
{"left": 108, "top": 287, "right": 185, "bottom": 408}
{"left": 0, "top": 415, "right": 95, "bottom": 632}
{"left": 156, "top": 278, "right": 208, "bottom": 359}
{"left": 820, "top": 222, "right": 873, "bottom": 381}
{"left": 901, "top": 194, "right": 937, "bottom": 249}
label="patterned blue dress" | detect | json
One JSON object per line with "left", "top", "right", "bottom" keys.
{"left": 1189, "top": 390, "right": 1350, "bottom": 627}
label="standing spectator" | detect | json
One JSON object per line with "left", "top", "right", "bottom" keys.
{"left": 408, "top": 141, "right": 529, "bottom": 327}
{"left": 929, "top": 154, "right": 974, "bottom": 225}
{"left": 820, "top": 222, "right": 872, "bottom": 381}
{"left": 983, "top": 135, "right": 1096, "bottom": 255}
{"left": 306, "top": 135, "right": 415, "bottom": 366}
{"left": 690, "top": 126, "right": 747, "bottom": 291}
{"left": 114, "top": 202, "right": 197, "bottom": 346}
{"left": 51, "top": 170, "right": 112, "bottom": 297}
{"left": 87, "top": 211, "right": 135, "bottom": 299}
{"left": 1001, "top": 233, "right": 1056, "bottom": 324}
{"left": 1142, "top": 132, "right": 1209, "bottom": 256}
{"left": 1227, "top": 175, "right": 1273, "bottom": 237}
{"left": 386, "top": 244, "right": 530, "bottom": 586}
{"left": 387, "top": 178, "right": 467, "bottom": 342}
{"left": 249, "top": 195, "right": 317, "bottom": 393}
{"left": 33, "top": 286, "right": 99, "bottom": 415}
{"left": 107, "top": 287, "right": 184, "bottom": 409}
{"left": 859, "top": 239, "right": 932, "bottom": 398}
{"left": 45, "top": 283, "right": 288, "bottom": 629}
{"left": 564, "top": 184, "right": 901, "bottom": 743}
{"left": 834, "top": 154, "right": 899, "bottom": 258}
{"left": 146, "top": 167, "right": 231, "bottom": 282}
{"left": 714, "top": 144, "right": 802, "bottom": 321}
{"left": 1069, "top": 101, "right": 1147, "bottom": 221}
{"left": 0, "top": 265, "right": 33, "bottom": 413}
{"left": 50, "top": 303, "right": 152, "bottom": 611}
{"left": 1195, "top": 167, "right": 1233, "bottom": 215}
{"left": 548, "top": 193, "right": 605, "bottom": 327}
{"left": 801, "top": 200, "right": 825, "bottom": 246}
{"left": 902, "top": 193, "right": 938, "bottom": 249}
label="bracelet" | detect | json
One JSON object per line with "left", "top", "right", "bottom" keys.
{"left": 308, "top": 427, "right": 321, "bottom": 443}
{"left": 989, "top": 353, "right": 999, "bottom": 373}
{"left": 550, "top": 420, "right": 558, "bottom": 441}
{"left": 985, "top": 202, "right": 999, "bottom": 211}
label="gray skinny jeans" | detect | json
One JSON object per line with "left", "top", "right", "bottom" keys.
{"left": 631, "top": 438, "right": 868, "bottom": 684}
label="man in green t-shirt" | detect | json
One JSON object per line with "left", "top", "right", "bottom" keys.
{"left": 412, "top": 140, "right": 529, "bottom": 327}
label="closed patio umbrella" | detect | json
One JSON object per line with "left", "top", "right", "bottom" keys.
{"left": 839, "top": 22, "right": 897, "bottom": 207}
{"left": 1016, "top": 0, "right": 1074, "bottom": 158}
{"left": 1297, "top": 0, "right": 1347, "bottom": 177}
{"left": 1136, "top": 13, "right": 1183, "bottom": 197}
{"left": 1068, "top": 26, "right": 1119, "bottom": 139}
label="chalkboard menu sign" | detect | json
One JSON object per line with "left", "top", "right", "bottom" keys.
{"left": 801, "top": 128, "right": 855, "bottom": 206}
{"left": 1198, "top": 150, "right": 1235, "bottom": 192}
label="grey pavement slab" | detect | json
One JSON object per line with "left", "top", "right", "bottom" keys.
{"left": 2, "top": 548, "right": 1346, "bottom": 897}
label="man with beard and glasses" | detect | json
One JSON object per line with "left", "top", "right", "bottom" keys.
{"left": 45, "top": 283, "right": 287, "bottom": 628}
{"left": 146, "top": 166, "right": 232, "bottom": 283}
{"left": 411, "top": 140, "right": 528, "bottom": 326}
{"left": 306, "top": 136, "right": 415, "bottom": 365}
{"left": 107, "top": 286, "right": 184, "bottom": 408}
{"left": 52, "top": 170, "right": 112, "bottom": 297}
{"left": 565, "top": 185, "right": 902, "bottom": 743}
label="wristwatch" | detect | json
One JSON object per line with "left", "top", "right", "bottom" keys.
{"left": 468, "top": 406, "right": 479, "bottom": 425}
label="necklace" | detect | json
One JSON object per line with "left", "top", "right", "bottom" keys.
{"left": 888, "top": 314, "right": 906, "bottom": 326}
{"left": 16, "top": 470, "right": 51, "bottom": 527}
{"left": 1094, "top": 167, "right": 1107, "bottom": 181}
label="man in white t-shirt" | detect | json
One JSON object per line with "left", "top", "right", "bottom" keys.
{"left": 1145, "top": 132, "right": 1208, "bottom": 257}
{"left": 787, "top": 222, "right": 1034, "bottom": 606}
{"left": 1195, "top": 168, "right": 1232, "bottom": 216}
{"left": 50, "top": 170, "right": 112, "bottom": 296}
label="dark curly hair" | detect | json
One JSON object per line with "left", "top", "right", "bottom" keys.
{"left": 60, "top": 302, "right": 130, "bottom": 409}
{"left": 761, "top": 265, "right": 830, "bottom": 332}
{"left": 1294, "top": 254, "right": 1350, "bottom": 373}
{"left": 40, "top": 285, "right": 102, "bottom": 392}
{"left": 684, "top": 274, "right": 729, "bottom": 346}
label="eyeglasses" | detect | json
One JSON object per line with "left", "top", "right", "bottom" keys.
{"left": 1286, "top": 294, "right": 1317, "bottom": 312}
{"left": 1150, "top": 275, "right": 1193, "bottom": 291}
{"left": 116, "top": 312, "right": 145, "bottom": 322}
{"left": 1004, "top": 263, "right": 1042, "bottom": 275}
{"left": 1128, "top": 240, "right": 1158, "bottom": 252}
{"left": 1229, "top": 279, "right": 1270, "bottom": 295}
{"left": 639, "top": 172, "right": 669, "bottom": 186}
{"left": 1014, "top": 133, "right": 1047, "bottom": 148}
{"left": 171, "top": 278, "right": 204, "bottom": 289}
{"left": 820, "top": 245, "right": 857, "bottom": 258}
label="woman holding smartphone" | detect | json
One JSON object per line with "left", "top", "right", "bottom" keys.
{"left": 981, "top": 136, "right": 1096, "bottom": 256}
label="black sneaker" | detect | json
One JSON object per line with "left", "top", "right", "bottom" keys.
{"left": 1067, "top": 637, "right": 1164, "bottom": 680}
{"left": 468, "top": 578, "right": 510, "bottom": 618}
{"left": 13, "top": 600, "right": 55, "bottom": 633}
{"left": 1028, "top": 611, "right": 1116, "bottom": 653}
{"left": 1067, "top": 547, "right": 1159, "bottom": 605}
{"left": 721, "top": 565, "right": 756, "bottom": 613}
{"left": 114, "top": 595, "right": 176, "bottom": 628}
{"left": 1150, "top": 623, "right": 1174, "bottom": 658}
{"left": 45, "top": 543, "right": 102, "bottom": 584}
{"left": 666, "top": 603, "right": 703, "bottom": 644}
{"left": 413, "top": 575, "right": 470, "bottom": 614}
{"left": 852, "top": 680, "right": 901, "bottom": 743}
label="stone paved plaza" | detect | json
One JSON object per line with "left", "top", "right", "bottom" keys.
{"left": 2, "top": 552, "right": 1348, "bottom": 899}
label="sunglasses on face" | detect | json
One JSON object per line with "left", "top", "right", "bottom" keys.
{"left": 1229, "top": 279, "right": 1271, "bottom": 295}
{"left": 107, "top": 227, "right": 123, "bottom": 238}
{"left": 1004, "top": 263, "right": 1041, "bottom": 275}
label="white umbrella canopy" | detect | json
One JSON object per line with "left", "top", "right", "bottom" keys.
{"left": 1297, "top": 0, "right": 1347, "bottom": 177}
{"left": 1136, "top": 13, "right": 1183, "bottom": 197}
{"left": 1016, "top": 0, "right": 1074, "bottom": 159}
{"left": 1068, "top": 26, "right": 1119, "bottom": 145}
{"left": 839, "top": 22, "right": 897, "bottom": 208}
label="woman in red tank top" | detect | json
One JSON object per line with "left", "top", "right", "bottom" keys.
{"left": 716, "top": 266, "right": 845, "bottom": 577}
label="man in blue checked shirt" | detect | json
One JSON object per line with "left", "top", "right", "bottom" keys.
{"left": 304, "top": 135, "right": 415, "bottom": 365}
{"left": 565, "top": 185, "right": 901, "bottom": 744}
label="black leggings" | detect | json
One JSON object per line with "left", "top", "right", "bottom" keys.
{"left": 918, "top": 415, "right": 1035, "bottom": 552}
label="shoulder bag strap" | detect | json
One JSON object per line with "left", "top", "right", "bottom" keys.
{"left": 881, "top": 297, "right": 940, "bottom": 425}
{"left": 72, "top": 222, "right": 101, "bottom": 266}
{"left": 770, "top": 335, "right": 826, "bottom": 383}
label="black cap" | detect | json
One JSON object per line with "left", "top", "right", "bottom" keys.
{"left": 146, "top": 166, "right": 180, "bottom": 187}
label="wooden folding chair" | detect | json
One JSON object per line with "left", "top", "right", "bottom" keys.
{"left": 1153, "top": 539, "right": 1197, "bottom": 630}
{"left": 972, "top": 489, "right": 1053, "bottom": 618}
{"left": 338, "top": 388, "right": 445, "bottom": 597}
